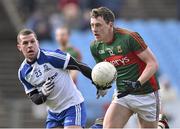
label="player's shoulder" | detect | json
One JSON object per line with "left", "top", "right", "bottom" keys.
{"left": 19, "top": 60, "right": 28, "bottom": 72}
{"left": 114, "top": 27, "right": 135, "bottom": 36}
{"left": 18, "top": 60, "right": 31, "bottom": 78}
{"left": 90, "top": 40, "right": 101, "bottom": 48}
{"left": 41, "top": 49, "right": 67, "bottom": 60}
{"left": 114, "top": 28, "right": 139, "bottom": 37}
{"left": 90, "top": 40, "right": 97, "bottom": 51}
{"left": 115, "top": 27, "right": 143, "bottom": 40}
{"left": 90, "top": 40, "right": 96, "bottom": 47}
{"left": 42, "top": 49, "right": 66, "bottom": 56}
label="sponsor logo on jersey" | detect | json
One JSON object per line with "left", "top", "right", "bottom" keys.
{"left": 117, "top": 45, "right": 123, "bottom": 53}
{"left": 106, "top": 48, "right": 115, "bottom": 56}
{"left": 48, "top": 72, "right": 58, "bottom": 81}
{"left": 34, "top": 72, "right": 58, "bottom": 87}
{"left": 104, "top": 52, "right": 138, "bottom": 66}
{"left": 100, "top": 46, "right": 123, "bottom": 56}
{"left": 98, "top": 50, "right": 105, "bottom": 54}
{"left": 35, "top": 81, "right": 46, "bottom": 88}
{"left": 105, "top": 56, "right": 130, "bottom": 66}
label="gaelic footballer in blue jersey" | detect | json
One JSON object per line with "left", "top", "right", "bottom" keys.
{"left": 17, "top": 29, "right": 107, "bottom": 128}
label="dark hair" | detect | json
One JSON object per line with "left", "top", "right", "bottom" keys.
{"left": 90, "top": 7, "right": 115, "bottom": 24}
{"left": 17, "top": 29, "right": 37, "bottom": 43}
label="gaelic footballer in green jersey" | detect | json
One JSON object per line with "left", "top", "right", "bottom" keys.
{"left": 90, "top": 6, "right": 166, "bottom": 129}
{"left": 65, "top": 46, "right": 81, "bottom": 62}
{"left": 55, "top": 26, "right": 82, "bottom": 84}
{"left": 60, "top": 46, "right": 81, "bottom": 84}
{"left": 90, "top": 28, "right": 160, "bottom": 95}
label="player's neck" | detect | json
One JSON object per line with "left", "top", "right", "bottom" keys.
{"left": 104, "top": 30, "right": 114, "bottom": 44}
{"left": 60, "top": 43, "right": 69, "bottom": 51}
{"left": 26, "top": 57, "right": 36, "bottom": 64}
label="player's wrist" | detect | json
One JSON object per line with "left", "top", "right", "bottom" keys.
{"left": 39, "top": 91, "right": 47, "bottom": 98}
{"left": 41, "top": 88, "right": 49, "bottom": 96}
{"left": 136, "top": 80, "right": 141, "bottom": 86}
{"left": 134, "top": 81, "right": 141, "bottom": 89}
{"left": 92, "top": 81, "right": 112, "bottom": 90}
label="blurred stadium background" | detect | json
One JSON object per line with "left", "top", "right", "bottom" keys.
{"left": 0, "top": 0, "right": 180, "bottom": 128}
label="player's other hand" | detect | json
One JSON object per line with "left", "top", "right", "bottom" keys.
{"left": 121, "top": 80, "right": 141, "bottom": 92}
{"left": 92, "top": 81, "right": 111, "bottom": 99}
{"left": 41, "top": 78, "right": 55, "bottom": 96}
{"left": 96, "top": 89, "right": 108, "bottom": 99}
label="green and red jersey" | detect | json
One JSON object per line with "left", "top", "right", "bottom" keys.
{"left": 65, "top": 46, "right": 82, "bottom": 62}
{"left": 61, "top": 45, "right": 81, "bottom": 84}
{"left": 90, "top": 28, "right": 159, "bottom": 95}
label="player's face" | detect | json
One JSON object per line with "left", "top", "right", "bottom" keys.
{"left": 90, "top": 16, "right": 112, "bottom": 42}
{"left": 55, "top": 28, "right": 69, "bottom": 46}
{"left": 17, "top": 34, "right": 39, "bottom": 62}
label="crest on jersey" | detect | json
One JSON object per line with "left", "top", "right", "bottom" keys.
{"left": 117, "top": 45, "right": 122, "bottom": 53}
{"left": 98, "top": 50, "right": 105, "bottom": 54}
{"left": 43, "top": 64, "right": 51, "bottom": 72}
{"left": 106, "top": 48, "right": 115, "bottom": 56}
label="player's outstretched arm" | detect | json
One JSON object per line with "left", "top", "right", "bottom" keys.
{"left": 67, "top": 56, "right": 92, "bottom": 80}
{"left": 67, "top": 56, "right": 110, "bottom": 99}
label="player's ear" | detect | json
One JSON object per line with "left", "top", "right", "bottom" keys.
{"left": 109, "top": 22, "right": 113, "bottom": 28}
{"left": 36, "top": 39, "right": 40, "bottom": 47}
{"left": 17, "top": 43, "right": 22, "bottom": 51}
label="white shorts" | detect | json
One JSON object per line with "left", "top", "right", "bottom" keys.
{"left": 112, "top": 90, "right": 160, "bottom": 122}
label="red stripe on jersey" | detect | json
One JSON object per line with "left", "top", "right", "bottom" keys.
{"left": 103, "top": 52, "right": 138, "bottom": 67}
{"left": 114, "top": 28, "right": 147, "bottom": 50}
{"left": 115, "top": 28, "right": 132, "bottom": 35}
{"left": 149, "top": 75, "right": 159, "bottom": 91}
{"left": 130, "top": 32, "right": 147, "bottom": 49}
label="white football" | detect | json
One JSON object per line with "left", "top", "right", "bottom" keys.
{"left": 91, "top": 62, "right": 117, "bottom": 87}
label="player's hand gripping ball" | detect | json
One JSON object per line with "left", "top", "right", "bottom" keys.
{"left": 91, "top": 62, "right": 117, "bottom": 89}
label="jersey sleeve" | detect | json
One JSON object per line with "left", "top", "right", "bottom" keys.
{"left": 129, "top": 32, "right": 148, "bottom": 54}
{"left": 18, "top": 69, "right": 35, "bottom": 94}
{"left": 46, "top": 49, "right": 70, "bottom": 70}
{"left": 90, "top": 41, "right": 102, "bottom": 63}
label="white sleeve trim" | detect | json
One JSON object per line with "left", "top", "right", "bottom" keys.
{"left": 63, "top": 53, "right": 70, "bottom": 70}
{"left": 25, "top": 88, "right": 36, "bottom": 94}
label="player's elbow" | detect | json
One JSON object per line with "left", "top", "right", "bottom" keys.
{"left": 154, "top": 62, "right": 159, "bottom": 72}
{"left": 147, "top": 60, "right": 158, "bottom": 74}
{"left": 32, "top": 99, "right": 44, "bottom": 105}
{"left": 150, "top": 60, "right": 158, "bottom": 73}
{"left": 153, "top": 59, "right": 159, "bottom": 72}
